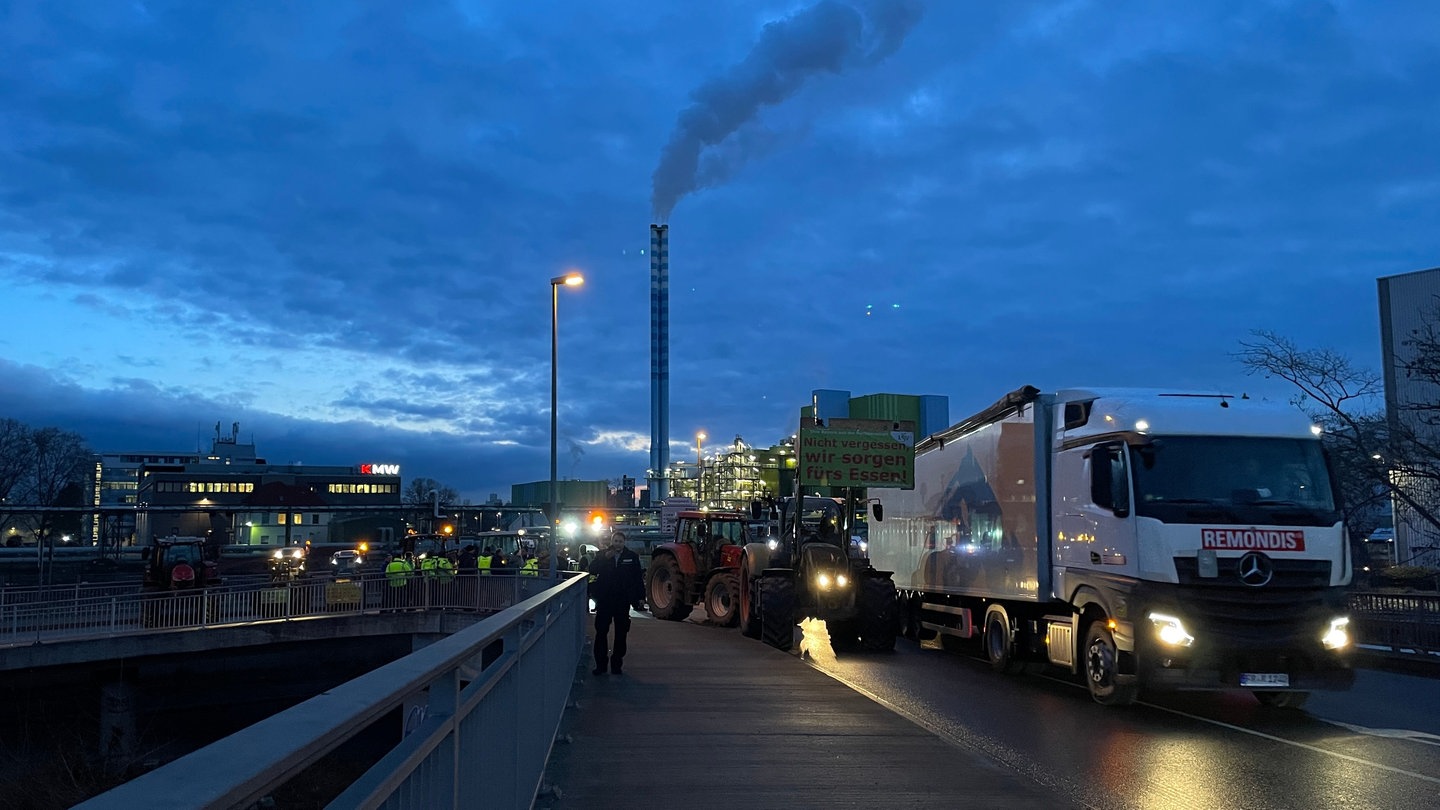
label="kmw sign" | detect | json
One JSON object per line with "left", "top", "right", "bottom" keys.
{"left": 359, "top": 464, "right": 400, "bottom": 475}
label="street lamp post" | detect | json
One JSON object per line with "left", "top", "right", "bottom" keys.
{"left": 550, "top": 271, "right": 584, "bottom": 579}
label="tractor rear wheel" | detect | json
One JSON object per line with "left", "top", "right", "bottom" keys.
{"left": 645, "top": 555, "right": 693, "bottom": 621}
{"left": 704, "top": 573, "right": 741, "bottom": 627}
{"left": 856, "top": 576, "right": 898, "bottom": 652}
{"left": 759, "top": 576, "right": 796, "bottom": 651}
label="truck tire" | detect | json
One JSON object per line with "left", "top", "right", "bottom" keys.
{"left": 704, "top": 573, "right": 741, "bottom": 627}
{"left": 645, "top": 555, "right": 693, "bottom": 622}
{"left": 1253, "top": 691, "right": 1310, "bottom": 709}
{"left": 984, "top": 610, "right": 1025, "bottom": 674}
{"left": 1083, "top": 621, "right": 1138, "bottom": 706}
{"left": 857, "top": 576, "right": 898, "bottom": 652}
{"left": 739, "top": 574, "right": 762, "bottom": 639}
{"left": 759, "top": 576, "right": 796, "bottom": 651}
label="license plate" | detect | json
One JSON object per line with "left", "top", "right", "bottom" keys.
{"left": 1240, "top": 673, "right": 1290, "bottom": 687}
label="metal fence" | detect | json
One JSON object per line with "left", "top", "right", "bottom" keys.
{"left": 1348, "top": 590, "right": 1440, "bottom": 658}
{"left": 73, "top": 572, "right": 589, "bottom": 810}
{"left": 0, "top": 571, "right": 550, "bottom": 649}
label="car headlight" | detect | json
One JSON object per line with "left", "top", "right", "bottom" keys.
{"left": 1148, "top": 612, "right": 1195, "bottom": 647}
{"left": 1322, "top": 617, "right": 1350, "bottom": 650}
{"left": 272, "top": 550, "right": 283, "bottom": 560}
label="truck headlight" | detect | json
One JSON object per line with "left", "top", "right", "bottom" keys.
{"left": 1322, "top": 617, "right": 1350, "bottom": 650}
{"left": 1147, "top": 612, "right": 1195, "bottom": 647}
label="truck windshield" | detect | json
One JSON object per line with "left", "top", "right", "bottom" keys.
{"left": 1130, "top": 436, "right": 1339, "bottom": 526}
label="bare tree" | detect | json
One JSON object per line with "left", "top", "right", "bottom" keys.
{"left": 1236, "top": 330, "right": 1440, "bottom": 552}
{"left": 402, "top": 477, "right": 460, "bottom": 534}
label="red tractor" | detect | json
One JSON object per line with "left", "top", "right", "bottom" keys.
{"left": 142, "top": 537, "right": 220, "bottom": 591}
{"left": 644, "top": 510, "right": 751, "bottom": 626}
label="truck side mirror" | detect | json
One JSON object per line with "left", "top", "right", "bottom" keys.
{"left": 1088, "top": 444, "right": 1130, "bottom": 518}
{"left": 750, "top": 500, "right": 764, "bottom": 521}
{"left": 871, "top": 503, "right": 884, "bottom": 522}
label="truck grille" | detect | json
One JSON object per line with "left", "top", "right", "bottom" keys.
{"left": 1173, "top": 557, "right": 1331, "bottom": 588}
{"left": 1165, "top": 558, "right": 1336, "bottom": 645}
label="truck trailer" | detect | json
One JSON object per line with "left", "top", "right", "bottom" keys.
{"left": 869, "top": 385, "right": 1355, "bottom": 706}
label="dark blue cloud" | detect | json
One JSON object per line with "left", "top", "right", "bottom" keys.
{"left": 2, "top": 0, "right": 1439, "bottom": 500}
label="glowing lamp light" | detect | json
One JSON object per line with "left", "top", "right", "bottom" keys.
{"left": 1148, "top": 612, "right": 1195, "bottom": 647}
{"left": 1322, "top": 617, "right": 1351, "bottom": 650}
{"left": 1135, "top": 419, "right": 1150, "bottom": 432}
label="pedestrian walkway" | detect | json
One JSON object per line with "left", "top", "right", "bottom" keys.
{"left": 538, "top": 613, "right": 1074, "bottom": 809}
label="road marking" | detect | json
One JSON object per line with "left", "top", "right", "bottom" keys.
{"left": 1138, "top": 700, "right": 1440, "bottom": 784}
{"left": 1321, "top": 720, "right": 1440, "bottom": 747}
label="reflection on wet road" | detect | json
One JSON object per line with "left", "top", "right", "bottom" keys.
{"left": 794, "top": 618, "right": 1440, "bottom": 810}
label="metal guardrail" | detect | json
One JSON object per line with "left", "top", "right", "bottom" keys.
{"left": 1348, "top": 590, "right": 1440, "bottom": 659}
{"left": 73, "top": 573, "right": 588, "bottom": 810}
{"left": 0, "top": 571, "right": 548, "bottom": 648}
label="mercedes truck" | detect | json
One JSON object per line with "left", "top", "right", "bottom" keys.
{"left": 868, "top": 386, "right": 1355, "bottom": 707}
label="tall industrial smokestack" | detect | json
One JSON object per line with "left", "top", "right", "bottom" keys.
{"left": 648, "top": 224, "right": 671, "bottom": 501}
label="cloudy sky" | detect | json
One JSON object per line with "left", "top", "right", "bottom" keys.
{"left": 2, "top": 0, "right": 1438, "bottom": 503}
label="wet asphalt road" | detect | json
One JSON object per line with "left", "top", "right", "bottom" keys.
{"left": 791, "top": 620, "right": 1440, "bottom": 810}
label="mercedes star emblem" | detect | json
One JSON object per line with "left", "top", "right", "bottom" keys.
{"left": 1237, "top": 552, "right": 1274, "bottom": 587}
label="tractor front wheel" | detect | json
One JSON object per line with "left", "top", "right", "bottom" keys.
{"left": 855, "top": 576, "right": 898, "bottom": 651}
{"left": 704, "top": 573, "right": 741, "bottom": 627}
{"left": 739, "top": 571, "right": 762, "bottom": 639}
{"left": 759, "top": 576, "right": 797, "bottom": 651}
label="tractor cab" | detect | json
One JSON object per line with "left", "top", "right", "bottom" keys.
{"left": 142, "top": 538, "right": 219, "bottom": 590}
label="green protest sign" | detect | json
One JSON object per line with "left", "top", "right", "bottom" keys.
{"left": 797, "top": 424, "right": 915, "bottom": 489}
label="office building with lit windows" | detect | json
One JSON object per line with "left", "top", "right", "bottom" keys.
{"left": 119, "top": 423, "right": 402, "bottom": 549}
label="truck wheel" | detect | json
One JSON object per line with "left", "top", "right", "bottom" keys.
{"left": 704, "top": 573, "right": 741, "bottom": 627}
{"left": 984, "top": 611, "right": 1025, "bottom": 674}
{"left": 857, "top": 576, "right": 898, "bottom": 652}
{"left": 739, "top": 574, "right": 762, "bottom": 638}
{"left": 1253, "top": 691, "right": 1310, "bottom": 709}
{"left": 645, "top": 556, "right": 693, "bottom": 622}
{"left": 1083, "top": 622, "right": 1138, "bottom": 706}
{"left": 759, "top": 576, "right": 796, "bottom": 651}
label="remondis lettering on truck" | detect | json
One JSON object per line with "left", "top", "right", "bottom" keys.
{"left": 1200, "top": 528, "right": 1305, "bottom": 551}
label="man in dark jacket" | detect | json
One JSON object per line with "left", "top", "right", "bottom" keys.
{"left": 587, "top": 534, "right": 645, "bottom": 676}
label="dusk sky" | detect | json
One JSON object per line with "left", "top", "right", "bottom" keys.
{"left": 2, "top": 1, "right": 1438, "bottom": 503}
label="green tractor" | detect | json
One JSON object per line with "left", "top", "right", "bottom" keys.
{"left": 737, "top": 495, "right": 898, "bottom": 652}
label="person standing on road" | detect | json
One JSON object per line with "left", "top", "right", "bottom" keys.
{"left": 587, "top": 534, "right": 645, "bottom": 676}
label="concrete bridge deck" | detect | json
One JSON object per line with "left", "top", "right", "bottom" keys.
{"left": 538, "top": 612, "right": 1072, "bottom": 809}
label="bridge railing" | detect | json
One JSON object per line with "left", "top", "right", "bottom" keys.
{"left": 75, "top": 572, "right": 589, "bottom": 810}
{"left": 1348, "top": 590, "right": 1440, "bottom": 660}
{"left": 0, "top": 571, "right": 554, "bottom": 647}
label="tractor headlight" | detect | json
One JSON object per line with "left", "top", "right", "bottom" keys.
{"left": 767, "top": 538, "right": 779, "bottom": 551}
{"left": 817, "top": 573, "right": 832, "bottom": 589}
{"left": 1322, "top": 617, "right": 1351, "bottom": 650}
{"left": 836, "top": 574, "right": 848, "bottom": 587}
{"left": 1148, "top": 612, "right": 1195, "bottom": 647}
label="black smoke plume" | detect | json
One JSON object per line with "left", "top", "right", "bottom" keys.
{"left": 650, "top": 0, "right": 924, "bottom": 220}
